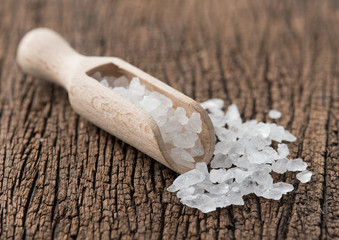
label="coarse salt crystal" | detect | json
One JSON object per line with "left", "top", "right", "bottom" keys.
{"left": 269, "top": 109, "right": 282, "bottom": 119}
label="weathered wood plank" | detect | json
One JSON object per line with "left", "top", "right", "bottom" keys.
{"left": 0, "top": 0, "right": 338, "bottom": 239}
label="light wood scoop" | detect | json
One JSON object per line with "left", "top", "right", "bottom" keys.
{"left": 16, "top": 28, "right": 215, "bottom": 174}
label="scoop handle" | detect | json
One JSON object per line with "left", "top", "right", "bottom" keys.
{"left": 17, "top": 28, "right": 83, "bottom": 90}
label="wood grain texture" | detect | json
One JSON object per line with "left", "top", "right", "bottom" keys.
{"left": 0, "top": 0, "right": 338, "bottom": 239}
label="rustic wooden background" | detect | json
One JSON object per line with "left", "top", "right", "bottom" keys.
{"left": 0, "top": 0, "right": 338, "bottom": 239}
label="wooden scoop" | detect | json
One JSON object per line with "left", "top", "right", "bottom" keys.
{"left": 16, "top": 28, "right": 215, "bottom": 174}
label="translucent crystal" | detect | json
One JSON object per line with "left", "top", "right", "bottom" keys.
{"left": 200, "top": 98, "right": 224, "bottom": 110}
{"left": 173, "top": 132, "right": 199, "bottom": 148}
{"left": 255, "top": 122, "right": 271, "bottom": 138}
{"left": 189, "top": 138, "right": 205, "bottom": 157}
{"left": 296, "top": 170, "right": 312, "bottom": 183}
{"left": 174, "top": 107, "right": 189, "bottom": 125}
{"left": 261, "top": 188, "right": 283, "bottom": 200}
{"left": 200, "top": 182, "right": 230, "bottom": 194}
{"left": 170, "top": 148, "right": 195, "bottom": 163}
{"left": 225, "top": 104, "right": 241, "bottom": 126}
{"left": 214, "top": 140, "right": 232, "bottom": 155}
{"left": 113, "top": 76, "right": 129, "bottom": 87}
{"left": 210, "top": 169, "right": 228, "bottom": 183}
{"left": 140, "top": 96, "right": 161, "bottom": 112}
{"left": 277, "top": 143, "right": 289, "bottom": 159}
{"left": 177, "top": 186, "right": 196, "bottom": 198}
{"left": 272, "top": 182, "right": 294, "bottom": 193}
{"left": 271, "top": 158, "right": 289, "bottom": 174}
{"left": 185, "top": 113, "right": 202, "bottom": 133}
{"left": 149, "top": 91, "right": 173, "bottom": 109}
{"left": 215, "top": 127, "right": 237, "bottom": 141}
{"left": 181, "top": 194, "right": 217, "bottom": 213}
{"left": 268, "top": 109, "right": 282, "bottom": 119}
{"left": 282, "top": 130, "right": 297, "bottom": 142}
{"left": 251, "top": 170, "right": 273, "bottom": 186}
{"left": 268, "top": 124, "right": 285, "bottom": 142}
{"left": 92, "top": 71, "right": 102, "bottom": 80}
{"left": 286, "top": 158, "right": 308, "bottom": 171}
{"left": 100, "top": 79, "right": 110, "bottom": 87}
{"left": 211, "top": 154, "right": 233, "bottom": 168}
{"left": 174, "top": 159, "right": 195, "bottom": 168}
{"left": 129, "top": 77, "right": 145, "bottom": 97}
{"left": 167, "top": 169, "right": 205, "bottom": 192}
{"left": 195, "top": 162, "right": 209, "bottom": 176}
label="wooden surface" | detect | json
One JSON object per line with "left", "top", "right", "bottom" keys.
{"left": 0, "top": 0, "right": 338, "bottom": 239}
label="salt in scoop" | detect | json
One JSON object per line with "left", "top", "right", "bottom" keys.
{"left": 16, "top": 28, "right": 215, "bottom": 174}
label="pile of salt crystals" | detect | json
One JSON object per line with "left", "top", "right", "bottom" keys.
{"left": 167, "top": 99, "right": 312, "bottom": 213}
{"left": 92, "top": 72, "right": 204, "bottom": 168}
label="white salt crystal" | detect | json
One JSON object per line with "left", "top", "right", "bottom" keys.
{"left": 272, "top": 182, "right": 294, "bottom": 194}
{"left": 174, "top": 159, "right": 195, "bottom": 169}
{"left": 215, "top": 127, "right": 237, "bottom": 142}
{"left": 200, "top": 182, "right": 230, "bottom": 195}
{"left": 100, "top": 79, "right": 110, "bottom": 87}
{"left": 173, "top": 132, "right": 199, "bottom": 148}
{"left": 211, "top": 194, "right": 232, "bottom": 208}
{"left": 200, "top": 98, "right": 224, "bottom": 110}
{"left": 185, "top": 112, "right": 202, "bottom": 133}
{"left": 210, "top": 154, "right": 233, "bottom": 168}
{"left": 181, "top": 194, "right": 216, "bottom": 213}
{"left": 208, "top": 107, "right": 225, "bottom": 116}
{"left": 255, "top": 122, "right": 271, "bottom": 138}
{"left": 177, "top": 187, "right": 196, "bottom": 198}
{"left": 113, "top": 76, "right": 129, "bottom": 88}
{"left": 296, "top": 170, "right": 312, "bottom": 183}
{"left": 228, "top": 192, "right": 244, "bottom": 205}
{"left": 149, "top": 91, "right": 173, "bottom": 109}
{"left": 170, "top": 148, "right": 195, "bottom": 163}
{"left": 239, "top": 178, "right": 256, "bottom": 195}
{"left": 113, "top": 87, "right": 129, "bottom": 99}
{"left": 195, "top": 162, "right": 209, "bottom": 176}
{"left": 250, "top": 136, "right": 271, "bottom": 150}
{"left": 154, "top": 115, "right": 167, "bottom": 127}
{"left": 262, "top": 147, "right": 279, "bottom": 161}
{"left": 262, "top": 182, "right": 294, "bottom": 200}
{"left": 210, "top": 115, "right": 228, "bottom": 127}
{"left": 140, "top": 96, "right": 161, "bottom": 112}
{"left": 272, "top": 158, "right": 289, "bottom": 174}
{"left": 214, "top": 140, "right": 232, "bottom": 155}
{"left": 247, "top": 151, "right": 270, "bottom": 164}
{"left": 225, "top": 104, "right": 241, "bottom": 126}
{"left": 261, "top": 188, "right": 283, "bottom": 200}
{"left": 233, "top": 168, "right": 253, "bottom": 183}
{"left": 286, "top": 158, "right": 308, "bottom": 171}
{"left": 277, "top": 143, "right": 289, "bottom": 159}
{"left": 233, "top": 156, "right": 251, "bottom": 169}
{"left": 210, "top": 169, "right": 228, "bottom": 183}
{"left": 231, "top": 141, "right": 245, "bottom": 155}
{"left": 92, "top": 71, "right": 102, "bottom": 80}
{"left": 268, "top": 109, "right": 282, "bottom": 119}
{"left": 268, "top": 124, "right": 285, "bottom": 142}
{"left": 251, "top": 170, "right": 273, "bottom": 186}
{"left": 167, "top": 169, "right": 205, "bottom": 192}
{"left": 161, "top": 119, "right": 183, "bottom": 134}
{"left": 129, "top": 77, "right": 146, "bottom": 96}
{"left": 254, "top": 184, "right": 271, "bottom": 196}
{"left": 174, "top": 107, "right": 189, "bottom": 125}
{"left": 283, "top": 130, "right": 297, "bottom": 142}
{"left": 189, "top": 138, "right": 205, "bottom": 157}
